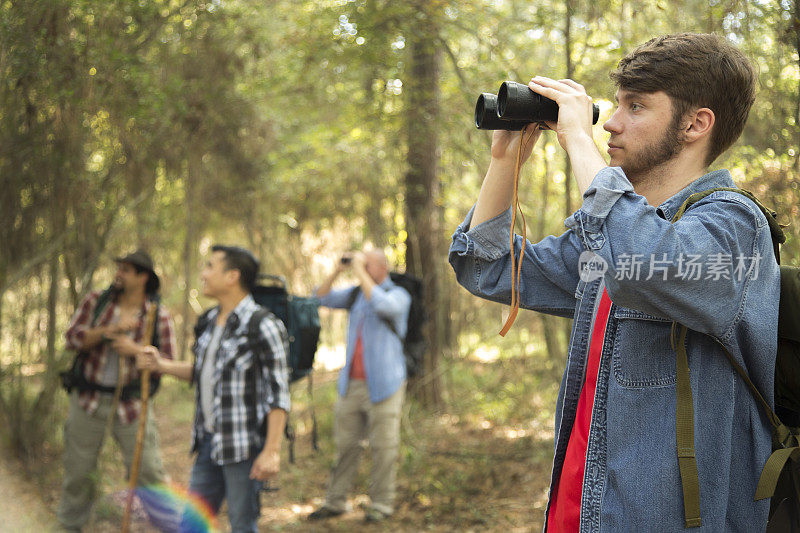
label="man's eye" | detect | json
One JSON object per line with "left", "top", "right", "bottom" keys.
{"left": 630, "top": 103, "right": 642, "bottom": 112}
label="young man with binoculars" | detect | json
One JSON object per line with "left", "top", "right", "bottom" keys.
{"left": 450, "top": 33, "right": 777, "bottom": 531}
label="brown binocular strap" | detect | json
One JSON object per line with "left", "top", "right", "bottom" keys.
{"left": 499, "top": 125, "right": 535, "bottom": 336}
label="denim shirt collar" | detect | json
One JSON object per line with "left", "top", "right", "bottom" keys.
{"left": 655, "top": 169, "right": 735, "bottom": 221}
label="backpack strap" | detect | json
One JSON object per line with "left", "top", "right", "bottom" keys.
{"left": 190, "top": 308, "right": 216, "bottom": 385}
{"left": 148, "top": 297, "right": 161, "bottom": 348}
{"left": 246, "top": 306, "right": 303, "bottom": 463}
{"left": 708, "top": 335, "right": 799, "bottom": 501}
{"left": 348, "top": 285, "right": 404, "bottom": 339}
{"left": 671, "top": 323, "right": 702, "bottom": 527}
{"left": 246, "top": 307, "right": 270, "bottom": 356}
{"left": 670, "top": 187, "right": 798, "bottom": 526}
{"left": 670, "top": 187, "right": 786, "bottom": 263}
{"left": 91, "top": 286, "right": 116, "bottom": 326}
{"left": 346, "top": 286, "right": 360, "bottom": 309}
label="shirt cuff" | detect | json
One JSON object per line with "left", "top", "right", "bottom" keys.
{"left": 565, "top": 167, "right": 634, "bottom": 248}
{"left": 450, "top": 205, "right": 514, "bottom": 261}
{"left": 269, "top": 399, "right": 291, "bottom": 413}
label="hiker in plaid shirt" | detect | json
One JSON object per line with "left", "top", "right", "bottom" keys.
{"left": 138, "top": 245, "right": 290, "bottom": 533}
{"left": 57, "top": 250, "right": 176, "bottom": 532}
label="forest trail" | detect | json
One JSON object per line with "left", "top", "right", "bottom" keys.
{"left": 0, "top": 455, "right": 57, "bottom": 531}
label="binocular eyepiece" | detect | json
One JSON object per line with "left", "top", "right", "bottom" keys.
{"left": 475, "top": 81, "right": 600, "bottom": 130}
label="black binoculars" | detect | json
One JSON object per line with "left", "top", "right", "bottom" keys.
{"left": 475, "top": 81, "right": 600, "bottom": 130}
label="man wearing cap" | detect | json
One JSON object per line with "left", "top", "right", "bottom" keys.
{"left": 136, "top": 245, "right": 291, "bottom": 533}
{"left": 57, "top": 250, "right": 177, "bottom": 532}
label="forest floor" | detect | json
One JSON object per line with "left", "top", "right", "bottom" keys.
{"left": 1, "top": 355, "right": 561, "bottom": 532}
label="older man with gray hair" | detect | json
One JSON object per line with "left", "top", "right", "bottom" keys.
{"left": 308, "top": 249, "right": 411, "bottom": 523}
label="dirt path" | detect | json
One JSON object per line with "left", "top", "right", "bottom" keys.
{"left": 0, "top": 364, "right": 554, "bottom": 532}
{"left": 0, "top": 455, "right": 58, "bottom": 531}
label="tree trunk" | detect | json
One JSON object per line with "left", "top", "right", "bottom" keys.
{"left": 795, "top": 0, "right": 800, "bottom": 174}
{"left": 0, "top": 285, "right": 4, "bottom": 415}
{"left": 180, "top": 159, "right": 197, "bottom": 361}
{"left": 45, "top": 252, "right": 59, "bottom": 373}
{"left": 32, "top": 251, "right": 62, "bottom": 421}
{"left": 563, "top": 0, "right": 576, "bottom": 351}
{"left": 0, "top": 284, "right": 3, "bottom": 369}
{"left": 563, "top": 0, "right": 574, "bottom": 221}
{"left": 537, "top": 144, "right": 563, "bottom": 361}
{"left": 404, "top": 16, "right": 443, "bottom": 409}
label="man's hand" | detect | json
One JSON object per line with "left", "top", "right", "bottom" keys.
{"left": 250, "top": 449, "right": 280, "bottom": 481}
{"left": 136, "top": 345, "right": 163, "bottom": 372}
{"left": 471, "top": 125, "right": 542, "bottom": 228}
{"left": 109, "top": 334, "right": 142, "bottom": 358}
{"left": 351, "top": 251, "right": 366, "bottom": 273}
{"left": 528, "top": 77, "right": 595, "bottom": 146}
{"left": 490, "top": 126, "right": 541, "bottom": 165}
{"left": 527, "top": 76, "right": 606, "bottom": 195}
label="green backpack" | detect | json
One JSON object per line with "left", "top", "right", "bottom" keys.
{"left": 670, "top": 187, "right": 800, "bottom": 531}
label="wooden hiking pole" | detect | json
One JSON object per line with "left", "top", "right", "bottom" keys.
{"left": 122, "top": 302, "right": 159, "bottom": 533}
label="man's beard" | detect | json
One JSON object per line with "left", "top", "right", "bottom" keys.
{"left": 108, "top": 281, "right": 124, "bottom": 299}
{"left": 619, "top": 115, "right": 685, "bottom": 184}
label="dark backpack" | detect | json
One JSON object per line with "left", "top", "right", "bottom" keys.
{"left": 670, "top": 187, "right": 800, "bottom": 531}
{"left": 60, "top": 287, "right": 162, "bottom": 400}
{"left": 347, "top": 271, "right": 428, "bottom": 378}
{"left": 251, "top": 275, "right": 321, "bottom": 383}
{"left": 251, "top": 276, "right": 321, "bottom": 462}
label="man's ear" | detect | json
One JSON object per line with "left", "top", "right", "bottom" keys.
{"left": 684, "top": 107, "right": 715, "bottom": 142}
{"left": 226, "top": 268, "right": 242, "bottom": 289}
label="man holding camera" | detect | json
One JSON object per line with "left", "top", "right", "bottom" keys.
{"left": 308, "top": 250, "right": 411, "bottom": 523}
{"left": 137, "top": 245, "right": 290, "bottom": 533}
{"left": 58, "top": 250, "right": 175, "bottom": 532}
{"left": 450, "top": 34, "right": 778, "bottom": 530}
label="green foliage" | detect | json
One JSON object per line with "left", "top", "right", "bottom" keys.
{"left": 3, "top": 0, "right": 800, "bottom": 463}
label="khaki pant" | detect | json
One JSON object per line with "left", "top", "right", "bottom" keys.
{"left": 57, "top": 392, "right": 168, "bottom": 531}
{"left": 325, "top": 380, "right": 405, "bottom": 515}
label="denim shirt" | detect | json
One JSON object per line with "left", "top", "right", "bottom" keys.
{"left": 317, "top": 278, "right": 411, "bottom": 403}
{"left": 449, "top": 167, "right": 778, "bottom": 532}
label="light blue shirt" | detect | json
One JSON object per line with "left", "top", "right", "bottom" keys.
{"left": 450, "top": 167, "right": 778, "bottom": 531}
{"left": 318, "top": 278, "right": 411, "bottom": 403}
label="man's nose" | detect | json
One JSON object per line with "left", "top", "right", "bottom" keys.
{"left": 603, "top": 109, "right": 622, "bottom": 134}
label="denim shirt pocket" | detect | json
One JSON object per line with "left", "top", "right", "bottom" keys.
{"left": 612, "top": 307, "right": 677, "bottom": 388}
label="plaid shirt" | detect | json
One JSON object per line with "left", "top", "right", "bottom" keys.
{"left": 65, "top": 290, "right": 176, "bottom": 424}
{"left": 190, "top": 294, "right": 291, "bottom": 465}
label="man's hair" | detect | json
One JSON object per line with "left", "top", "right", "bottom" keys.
{"left": 610, "top": 33, "right": 756, "bottom": 166}
{"left": 211, "top": 244, "right": 260, "bottom": 292}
